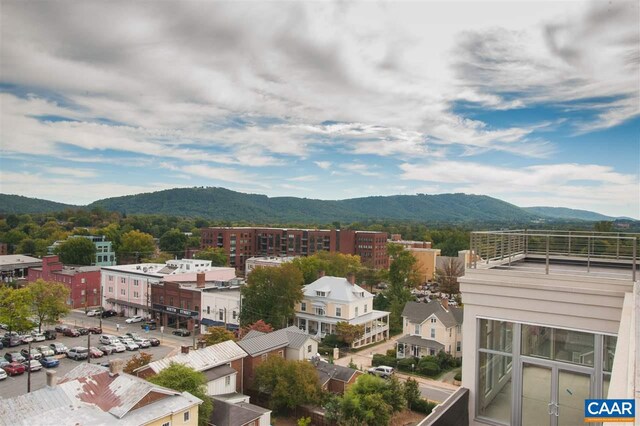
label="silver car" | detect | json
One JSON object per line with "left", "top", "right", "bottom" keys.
{"left": 111, "top": 342, "right": 126, "bottom": 353}
{"left": 37, "top": 346, "right": 55, "bottom": 357}
{"left": 123, "top": 341, "right": 139, "bottom": 351}
{"left": 133, "top": 338, "right": 151, "bottom": 348}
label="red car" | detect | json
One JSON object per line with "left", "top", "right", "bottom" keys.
{"left": 88, "top": 347, "right": 104, "bottom": 358}
{"left": 3, "top": 361, "right": 26, "bottom": 376}
{"left": 63, "top": 328, "right": 80, "bottom": 337}
{"left": 87, "top": 327, "right": 102, "bottom": 335}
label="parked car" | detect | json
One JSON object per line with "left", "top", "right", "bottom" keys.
{"left": 367, "top": 365, "right": 395, "bottom": 379}
{"left": 0, "top": 368, "right": 7, "bottom": 380}
{"left": 125, "top": 316, "right": 144, "bottom": 324}
{"left": 101, "top": 310, "right": 118, "bottom": 318}
{"left": 5, "top": 352, "right": 26, "bottom": 363}
{"left": 20, "top": 348, "right": 42, "bottom": 360}
{"left": 97, "top": 345, "right": 115, "bottom": 355}
{"left": 19, "top": 334, "right": 34, "bottom": 344}
{"left": 22, "top": 359, "right": 42, "bottom": 372}
{"left": 2, "top": 361, "right": 25, "bottom": 376}
{"left": 54, "top": 325, "right": 69, "bottom": 333}
{"left": 172, "top": 329, "right": 190, "bottom": 337}
{"left": 49, "top": 343, "right": 68, "bottom": 355}
{"left": 31, "top": 332, "right": 46, "bottom": 342}
{"left": 141, "top": 320, "right": 157, "bottom": 330}
{"left": 67, "top": 347, "right": 89, "bottom": 360}
{"left": 0, "top": 341, "right": 3, "bottom": 350}
{"left": 86, "top": 309, "right": 101, "bottom": 317}
{"left": 40, "top": 356, "right": 60, "bottom": 368}
{"left": 0, "top": 323, "right": 8, "bottom": 330}
{"left": 76, "top": 327, "right": 89, "bottom": 336}
{"left": 99, "top": 335, "right": 120, "bottom": 345}
{"left": 148, "top": 337, "right": 160, "bottom": 347}
{"left": 87, "top": 327, "right": 102, "bottom": 335}
{"left": 43, "top": 330, "right": 57, "bottom": 340}
{"left": 111, "top": 342, "right": 126, "bottom": 353}
{"left": 1, "top": 336, "right": 20, "bottom": 347}
{"left": 134, "top": 338, "right": 151, "bottom": 348}
{"left": 88, "top": 347, "right": 104, "bottom": 358}
{"left": 125, "top": 332, "right": 141, "bottom": 340}
{"left": 118, "top": 335, "right": 133, "bottom": 343}
{"left": 37, "top": 345, "right": 55, "bottom": 357}
{"left": 123, "top": 341, "right": 139, "bottom": 351}
{"left": 63, "top": 328, "right": 80, "bottom": 337}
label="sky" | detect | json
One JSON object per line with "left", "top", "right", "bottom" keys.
{"left": 0, "top": 0, "right": 638, "bottom": 218}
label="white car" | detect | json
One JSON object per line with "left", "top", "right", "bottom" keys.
{"left": 99, "top": 335, "right": 119, "bottom": 345}
{"left": 86, "top": 309, "right": 101, "bottom": 317}
{"left": 31, "top": 332, "right": 46, "bottom": 342}
{"left": 111, "top": 342, "right": 126, "bottom": 353}
{"left": 123, "top": 341, "right": 139, "bottom": 351}
{"left": 367, "top": 365, "right": 395, "bottom": 379}
{"left": 125, "top": 316, "right": 143, "bottom": 324}
{"left": 0, "top": 368, "right": 7, "bottom": 380}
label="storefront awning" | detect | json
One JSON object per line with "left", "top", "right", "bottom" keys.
{"left": 106, "top": 298, "right": 148, "bottom": 310}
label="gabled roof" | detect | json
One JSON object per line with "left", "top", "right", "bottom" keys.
{"left": 141, "top": 340, "right": 246, "bottom": 374}
{"left": 397, "top": 334, "right": 445, "bottom": 350}
{"left": 237, "top": 326, "right": 315, "bottom": 356}
{"left": 302, "top": 276, "right": 372, "bottom": 302}
{"left": 401, "top": 301, "right": 463, "bottom": 328}
{"left": 210, "top": 397, "right": 270, "bottom": 426}
{"left": 314, "top": 360, "right": 360, "bottom": 383}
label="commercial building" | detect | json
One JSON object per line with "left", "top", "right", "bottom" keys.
{"left": 245, "top": 256, "right": 297, "bottom": 276}
{"left": 0, "top": 254, "right": 42, "bottom": 281}
{"left": 201, "top": 227, "right": 389, "bottom": 273}
{"left": 27, "top": 255, "right": 101, "bottom": 309}
{"left": 294, "top": 274, "right": 390, "bottom": 348}
{"left": 48, "top": 235, "right": 117, "bottom": 266}
{"left": 459, "top": 230, "right": 638, "bottom": 426}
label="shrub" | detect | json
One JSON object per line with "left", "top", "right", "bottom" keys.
{"left": 323, "top": 334, "right": 340, "bottom": 347}
{"left": 454, "top": 372, "right": 462, "bottom": 381}
{"left": 372, "top": 354, "right": 397, "bottom": 368}
{"left": 436, "top": 351, "right": 457, "bottom": 370}
{"left": 417, "top": 360, "right": 440, "bottom": 377}
{"left": 412, "top": 398, "right": 437, "bottom": 414}
{"left": 397, "top": 357, "right": 418, "bottom": 372}
{"left": 386, "top": 348, "right": 397, "bottom": 358}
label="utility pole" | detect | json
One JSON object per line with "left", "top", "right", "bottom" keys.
{"left": 27, "top": 340, "right": 31, "bottom": 393}
{"left": 87, "top": 333, "right": 91, "bottom": 364}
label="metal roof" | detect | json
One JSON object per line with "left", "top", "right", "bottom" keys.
{"left": 237, "top": 326, "right": 315, "bottom": 356}
{"left": 144, "top": 340, "right": 246, "bottom": 374}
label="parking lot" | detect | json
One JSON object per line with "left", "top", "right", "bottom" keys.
{"left": 0, "top": 310, "right": 199, "bottom": 399}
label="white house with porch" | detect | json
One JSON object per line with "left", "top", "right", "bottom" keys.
{"left": 294, "top": 274, "right": 390, "bottom": 348}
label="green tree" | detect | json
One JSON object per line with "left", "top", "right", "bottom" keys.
{"left": 403, "top": 377, "right": 421, "bottom": 410}
{"left": 119, "top": 230, "right": 155, "bottom": 262}
{"left": 123, "top": 351, "right": 153, "bottom": 374}
{"left": 159, "top": 228, "right": 188, "bottom": 253}
{"left": 253, "top": 356, "right": 322, "bottom": 413}
{"left": 435, "top": 257, "right": 464, "bottom": 295}
{"left": 594, "top": 221, "right": 613, "bottom": 232}
{"left": 16, "top": 238, "right": 37, "bottom": 255}
{"left": 340, "top": 375, "right": 395, "bottom": 426}
{"left": 148, "top": 363, "right": 213, "bottom": 426}
{"left": 387, "top": 243, "right": 421, "bottom": 290}
{"left": 203, "top": 327, "right": 235, "bottom": 346}
{"left": 335, "top": 322, "right": 365, "bottom": 348}
{"left": 241, "top": 264, "right": 303, "bottom": 328}
{"left": 28, "top": 279, "right": 71, "bottom": 332}
{"left": 194, "top": 247, "right": 228, "bottom": 266}
{"left": 55, "top": 237, "right": 96, "bottom": 265}
{"left": 291, "top": 251, "right": 362, "bottom": 284}
{"left": 0, "top": 287, "right": 33, "bottom": 333}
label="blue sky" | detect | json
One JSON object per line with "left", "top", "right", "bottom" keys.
{"left": 0, "top": 1, "right": 638, "bottom": 218}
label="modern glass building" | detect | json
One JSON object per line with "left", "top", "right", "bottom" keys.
{"left": 460, "top": 230, "right": 637, "bottom": 426}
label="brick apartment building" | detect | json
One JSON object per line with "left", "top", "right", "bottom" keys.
{"left": 200, "top": 227, "right": 389, "bottom": 273}
{"left": 27, "top": 255, "right": 101, "bottom": 309}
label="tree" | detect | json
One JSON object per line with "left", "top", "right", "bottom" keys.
{"left": 0, "top": 287, "right": 33, "bottom": 333}
{"left": 159, "top": 228, "right": 188, "bottom": 253}
{"left": 193, "top": 247, "right": 227, "bottom": 266}
{"left": 435, "top": 257, "right": 464, "bottom": 295}
{"left": 203, "top": 327, "right": 235, "bottom": 346}
{"left": 123, "top": 351, "right": 153, "bottom": 374}
{"left": 238, "top": 320, "right": 274, "bottom": 338}
{"left": 253, "top": 356, "right": 321, "bottom": 413}
{"left": 404, "top": 377, "right": 421, "bottom": 410}
{"left": 28, "top": 279, "right": 71, "bottom": 332}
{"left": 387, "top": 243, "right": 421, "bottom": 290}
{"left": 291, "top": 251, "right": 362, "bottom": 284}
{"left": 119, "top": 230, "right": 155, "bottom": 262}
{"left": 335, "top": 322, "right": 365, "bottom": 348}
{"left": 594, "top": 221, "right": 613, "bottom": 232}
{"left": 148, "top": 363, "right": 213, "bottom": 426}
{"left": 340, "top": 375, "right": 394, "bottom": 426}
{"left": 56, "top": 237, "right": 96, "bottom": 265}
{"left": 241, "top": 264, "right": 303, "bottom": 328}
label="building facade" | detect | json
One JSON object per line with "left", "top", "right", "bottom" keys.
{"left": 245, "top": 256, "right": 297, "bottom": 276}
{"left": 407, "top": 248, "right": 441, "bottom": 282}
{"left": 201, "top": 227, "right": 389, "bottom": 273}
{"left": 201, "top": 286, "right": 242, "bottom": 332}
{"left": 28, "top": 255, "right": 101, "bottom": 309}
{"left": 397, "top": 300, "right": 462, "bottom": 359}
{"left": 460, "top": 230, "right": 637, "bottom": 426}
{"left": 0, "top": 254, "right": 42, "bottom": 281}
{"left": 294, "top": 274, "right": 390, "bottom": 348}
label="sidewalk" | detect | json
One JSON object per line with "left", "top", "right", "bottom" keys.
{"left": 333, "top": 334, "right": 401, "bottom": 368}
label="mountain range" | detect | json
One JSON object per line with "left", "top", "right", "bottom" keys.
{"left": 0, "top": 187, "right": 628, "bottom": 223}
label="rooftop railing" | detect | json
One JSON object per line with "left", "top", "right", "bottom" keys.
{"left": 469, "top": 230, "right": 638, "bottom": 281}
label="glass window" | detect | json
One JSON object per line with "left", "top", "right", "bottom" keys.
{"left": 603, "top": 335, "right": 617, "bottom": 372}
{"left": 336, "top": 306, "right": 342, "bottom": 317}
{"left": 301, "top": 302, "right": 306, "bottom": 312}
{"left": 414, "top": 324, "right": 420, "bottom": 335}
{"left": 431, "top": 328, "right": 436, "bottom": 338}
{"left": 480, "top": 319, "right": 513, "bottom": 353}
{"left": 522, "top": 325, "right": 594, "bottom": 366}
{"left": 477, "top": 352, "right": 512, "bottom": 424}
{"left": 603, "top": 373, "right": 611, "bottom": 398}
{"left": 183, "top": 411, "right": 190, "bottom": 422}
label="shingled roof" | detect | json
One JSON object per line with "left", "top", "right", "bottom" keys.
{"left": 402, "top": 301, "right": 463, "bottom": 328}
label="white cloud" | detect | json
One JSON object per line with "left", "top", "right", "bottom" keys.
{"left": 314, "top": 161, "right": 332, "bottom": 170}
{"left": 43, "top": 167, "right": 98, "bottom": 178}
{"left": 339, "top": 163, "right": 381, "bottom": 177}
{"left": 290, "top": 175, "right": 318, "bottom": 182}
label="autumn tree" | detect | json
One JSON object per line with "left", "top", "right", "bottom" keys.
{"left": 238, "top": 320, "right": 274, "bottom": 338}
{"left": 193, "top": 247, "right": 227, "bottom": 266}
{"left": 56, "top": 237, "right": 96, "bottom": 265}
{"left": 435, "top": 257, "right": 464, "bottom": 295}
{"left": 253, "top": 356, "right": 321, "bottom": 413}
{"left": 124, "top": 352, "right": 153, "bottom": 374}
{"left": 28, "top": 279, "right": 71, "bottom": 332}
{"left": 0, "top": 286, "right": 33, "bottom": 333}
{"left": 335, "top": 322, "right": 365, "bottom": 348}
{"left": 148, "top": 363, "right": 213, "bottom": 426}
{"left": 241, "top": 264, "right": 303, "bottom": 328}
{"left": 203, "top": 327, "right": 235, "bottom": 346}
{"left": 118, "top": 230, "right": 155, "bottom": 262}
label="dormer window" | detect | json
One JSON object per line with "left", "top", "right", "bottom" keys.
{"left": 316, "top": 291, "right": 326, "bottom": 297}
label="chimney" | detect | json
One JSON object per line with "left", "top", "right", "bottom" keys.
{"left": 441, "top": 298, "right": 449, "bottom": 311}
{"left": 181, "top": 345, "right": 190, "bottom": 355}
{"left": 109, "top": 358, "right": 124, "bottom": 376}
{"left": 346, "top": 273, "right": 356, "bottom": 285}
{"left": 46, "top": 370, "right": 57, "bottom": 388}
{"left": 196, "top": 273, "right": 206, "bottom": 288}
{"left": 318, "top": 270, "right": 325, "bottom": 278}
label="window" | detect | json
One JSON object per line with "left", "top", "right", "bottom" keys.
{"left": 133, "top": 279, "right": 139, "bottom": 286}
{"left": 108, "top": 275, "right": 113, "bottom": 281}
{"left": 430, "top": 318, "right": 436, "bottom": 323}
{"left": 456, "top": 341, "right": 461, "bottom": 352}
{"left": 430, "top": 328, "right": 435, "bottom": 338}
{"left": 335, "top": 306, "right": 342, "bottom": 317}
{"left": 364, "top": 304, "right": 367, "bottom": 313}
{"left": 159, "top": 296, "right": 164, "bottom": 304}
{"left": 449, "top": 328, "right": 452, "bottom": 337}
{"left": 183, "top": 410, "right": 190, "bottom": 422}
{"left": 414, "top": 324, "right": 420, "bottom": 335}
{"left": 120, "top": 288, "right": 126, "bottom": 295}
{"left": 278, "top": 350, "right": 284, "bottom": 357}
{"left": 120, "top": 277, "right": 125, "bottom": 283}
{"left": 162, "top": 422, "right": 170, "bottom": 426}
{"left": 314, "top": 307, "right": 325, "bottom": 316}
{"left": 355, "top": 307, "right": 359, "bottom": 316}
{"left": 108, "top": 286, "right": 113, "bottom": 293}
{"left": 133, "top": 292, "right": 139, "bottom": 298}
{"left": 316, "top": 291, "right": 326, "bottom": 297}
{"left": 232, "top": 311, "right": 237, "bottom": 319}
{"left": 225, "top": 376, "right": 230, "bottom": 386}
{"left": 219, "top": 309, "right": 224, "bottom": 321}
{"left": 206, "top": 306, "right": 210, "bottom": 314}
{"left": 301, "top": 302, "right": 306, "bottom": 311}
{"left": 81, "top": 289, "right": 86, "bottom": 296}
{"left": 307, "top": 344, "right": 312, "bottom": 353}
